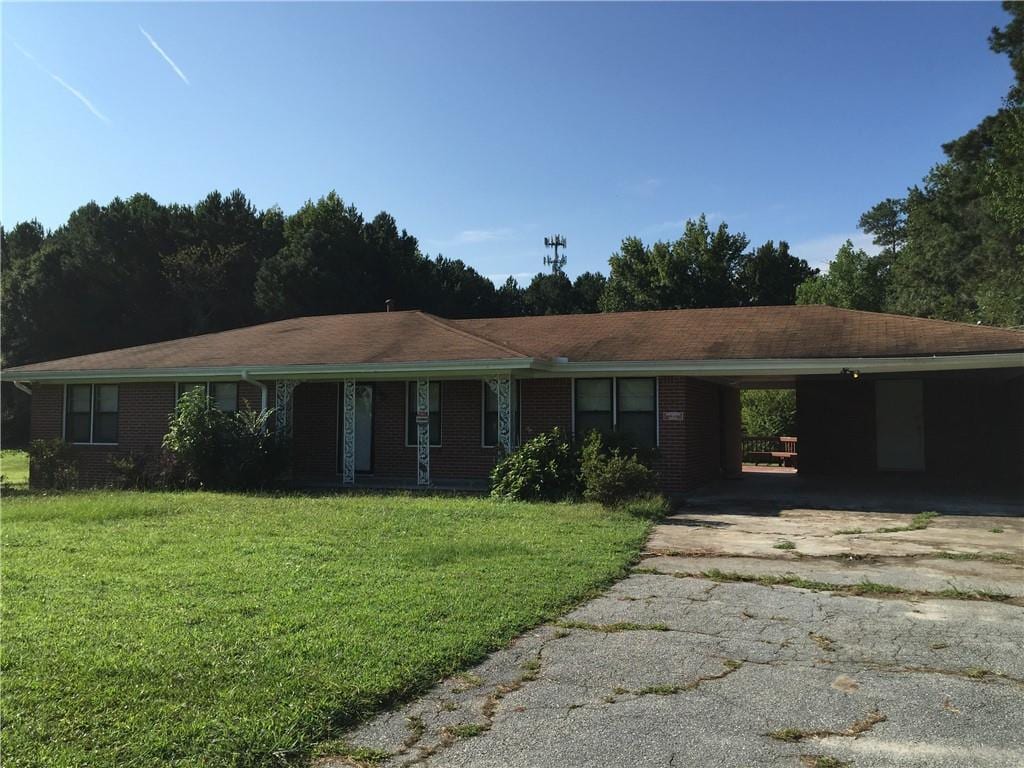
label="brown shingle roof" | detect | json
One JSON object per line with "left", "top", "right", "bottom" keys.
{"left": 5, "top": 311, "right": 527, "bottom": 374}
{"left": 453, "top": 306, "right": 1024, "bottom": 361}
{"left": 5, "top": 305, "right": 1023, "bottom": 376}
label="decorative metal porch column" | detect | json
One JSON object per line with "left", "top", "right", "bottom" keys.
{"left": 416, "top": 378, "right": 431, "bottom": 486}
{"left": 488, "top": 374, "right": 513, "bottom": 454}
{"left": 275, "top": 381, "right": 298, "bottom": 437}
{"left": 341, "top": 379, "right": 356, "bottom": 485}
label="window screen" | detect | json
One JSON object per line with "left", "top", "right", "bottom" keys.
{"left": 575, "top": 378, "right": 613, "bottom": 440}
{"left": 210, "top": 382, "right": 238, "bottom": 413}
{"left": 616, "top": 378, "right": 656, "bottom": 449}
{"left": 92, "top": 385, "right": 119, "bottom": 443}
{"left": 66, "top": 385, "right": 92, "bottom": 443}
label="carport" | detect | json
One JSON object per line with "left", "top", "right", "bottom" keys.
{"left": 710, "top": 356, "right": 1024, "bottom": 498}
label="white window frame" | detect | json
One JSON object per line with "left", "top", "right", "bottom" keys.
{"left": 175, "top": 381, "right": 238, "bottom": 413}
{"left": 480, "top": 380, "right": 521, "bottom": 449}
{"left": 62, "top": 383, "right": 119, "bottom": 446}
{"left": 404, "top": 381, "right": 442, "bottom": 448}
{"left": 571, "top": 376, "right": 659, "bottom": 447}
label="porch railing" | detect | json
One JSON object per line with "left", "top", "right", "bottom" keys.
{"left": 741, "top": 435, "right": 798, "bottom": 466}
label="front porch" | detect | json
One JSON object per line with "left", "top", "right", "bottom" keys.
{"left": 282, "top": 376, "right": 521, "bottom": 489}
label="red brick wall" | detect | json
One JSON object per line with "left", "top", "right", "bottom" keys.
{"left": 29, "top": 382, "right": 177, "bottom": 487}
{"left": 291, "top": 382, "right": 339, "bottom": 479}
{"left": 796, "top": 374, "right": 1024, "bottom": 487}
{"left": 655, "top": 377, "right": 724, "bottom": 494}
{"left": 520, "top": 378, "right": 572, "bottom": 440}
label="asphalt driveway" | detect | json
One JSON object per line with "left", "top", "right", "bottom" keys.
{"left": 326, "top": 506, "right": 1024, "bottom": 768}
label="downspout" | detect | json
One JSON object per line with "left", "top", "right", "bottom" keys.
{"left": 13, "top": 381, "right": 32, "bottom": 396}
{"left": 240, "top": 371, "right": 268, "bottom": 412}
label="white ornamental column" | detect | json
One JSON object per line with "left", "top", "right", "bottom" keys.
{"left": 341, "top": 380, "right": 356, "bottom": 485}
{"left": 416, "top": 378, "right": 430, "bottom": 486}
{"left": 491, "top": 374, "right": 513, "bottom": 454}
{"left": 275, "top": 381, "right": 298, "bottom": 437}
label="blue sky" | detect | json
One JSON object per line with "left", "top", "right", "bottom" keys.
{"left": 2, "top": 2, "right": 1014, "bottom": 280}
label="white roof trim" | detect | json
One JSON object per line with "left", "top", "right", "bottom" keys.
{"left": 5, "top": 351, "right": 1022, "bottom": 384}
{"left": 4, "top": 358, "right": 536, "bottom": 384}
{"left": 530, "top": 352, "right": 1024, "bottom": 377}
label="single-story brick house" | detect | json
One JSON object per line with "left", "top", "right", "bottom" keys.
{"left": 5, "top": 305, "right": 1023, "bottom": 492}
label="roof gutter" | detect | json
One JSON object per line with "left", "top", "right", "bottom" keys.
{"left": 0, "top": 357, "right": 538, "bottom": 384}
{"left": 240, "top": 370, "right": 268, "bottom": 411}
{"left": 2, "top": 352, "right": 1021, "bottom": 384}
{"left": 528, "top": 352, "right": 1024, "bottom": 377}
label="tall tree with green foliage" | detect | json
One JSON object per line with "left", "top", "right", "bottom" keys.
{"left": 736, "top": 240, "right": 817, "bottom": 306}
{"left": 795, "top": 240, "right": 887, "bottom": 311}
{"left": 601, "top": 215, "right": 749, "bottom": 311}
{"left": 571, "top": 271, "right": 607, "bottom": 313}
{"left": 858, "top": 198, "right": 907, "bottom": 261}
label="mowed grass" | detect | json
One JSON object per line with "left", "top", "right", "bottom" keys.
{"left": 1, "top": 449, "right": 29, "bottom": 486}
{"left": 2, "top": 491, "right": 649, "bottom": 767}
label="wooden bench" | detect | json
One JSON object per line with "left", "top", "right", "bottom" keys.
{"left": 742, "top": 436, "right": 798, "bottom": 467}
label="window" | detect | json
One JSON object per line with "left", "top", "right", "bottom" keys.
{"left": 573, "top": 377, "right": 658, "bottom": 448}
{"left": 406, "top": 381, "right": 441, "bottom": 446}
{"left": 210, "top": 383, "right": 238, "bottom": 413}
{"left": 482, "top": 381, "right": 520, "bottom": 448}
{"left": 176, "top": 382, "right": 238, "bottom": 413}
{"left": 574, "top": 378, "right": 613, "bottom": 439}
{"left": 616, "top": 378, "right": 656, "bottom": 449}
{"left": 65, "top": 384, "right": 118, "bottom": 444}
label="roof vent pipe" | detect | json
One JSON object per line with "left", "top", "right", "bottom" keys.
{"left": 240, "top": 370, "right": 268, "bottom": 412}
{"left": 385, "top": 298, "right": 393, "bottom": 312}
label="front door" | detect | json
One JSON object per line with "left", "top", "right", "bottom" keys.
{"left": 354, "top": 384, "right": 374, "bottom": 473}
{"left": 875, "top": 380, "right": 925, "bottom": 471}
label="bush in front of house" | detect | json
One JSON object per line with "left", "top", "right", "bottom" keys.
{"left": 578, "top": 429, "right": 658, "bottom": 506}
{"left": 162, "top": 388, "right": 288, "bottom": 490}
{"left": 490, "top": 427, "right": 579, "bottom": 501}
{"left": 26, "top": 438, "right": 79, "bottom": 490}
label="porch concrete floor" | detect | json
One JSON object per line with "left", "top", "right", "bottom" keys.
{"left": 322, "top": 491, "right": 1024, "bottom": 768}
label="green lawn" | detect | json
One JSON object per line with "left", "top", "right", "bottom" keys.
{"left": 1, "top": 491, "right": 648, "bottom": 767}
{"left": 1, "top": 449, "right": 29, "bottom": 486}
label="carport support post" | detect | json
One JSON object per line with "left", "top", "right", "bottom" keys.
{"left": 416, "top": 378, "right": 430, "bottom": 486}
{"left": 342, "top": 379, "right": 356, "bottom": 485}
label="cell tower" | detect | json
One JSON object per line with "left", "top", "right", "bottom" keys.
{"left": 543, "top": 234, "right": 567, "bottom": 275}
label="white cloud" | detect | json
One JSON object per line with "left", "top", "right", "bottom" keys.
{"left": 11, "top": 40, "right": 110, "bottom": 123}
{"left": 50, "top": 74, "right": 111, "bottom": 123}
{"left": 139, "top": 26, "right": 190, "bottom": 85}
{"left": 790, "top": 232, "right": 880, "bottom": 271}
{"left": 627, "top": 177, "right": 663, "bottom": 196}
{"left": 455, "top": 227, "right": 513, "bottom": 244}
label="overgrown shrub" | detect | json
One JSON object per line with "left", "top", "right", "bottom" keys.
{"left": 109, "top": 451, "right": 153, "bottom": 490}
{"left": 162, "top": 388, "right": 288, "bottom": 490}
{"left": 617, "top": 495, "right": 672, "bottom": 521}
{"left": 578, "top": 430, "right": 657, "bottom": 505}
{"left": 490, "top": 427, "right": 578, "bottom": 501}
{"left": 26, "top": 439, "right": 78, "bottom": 490}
